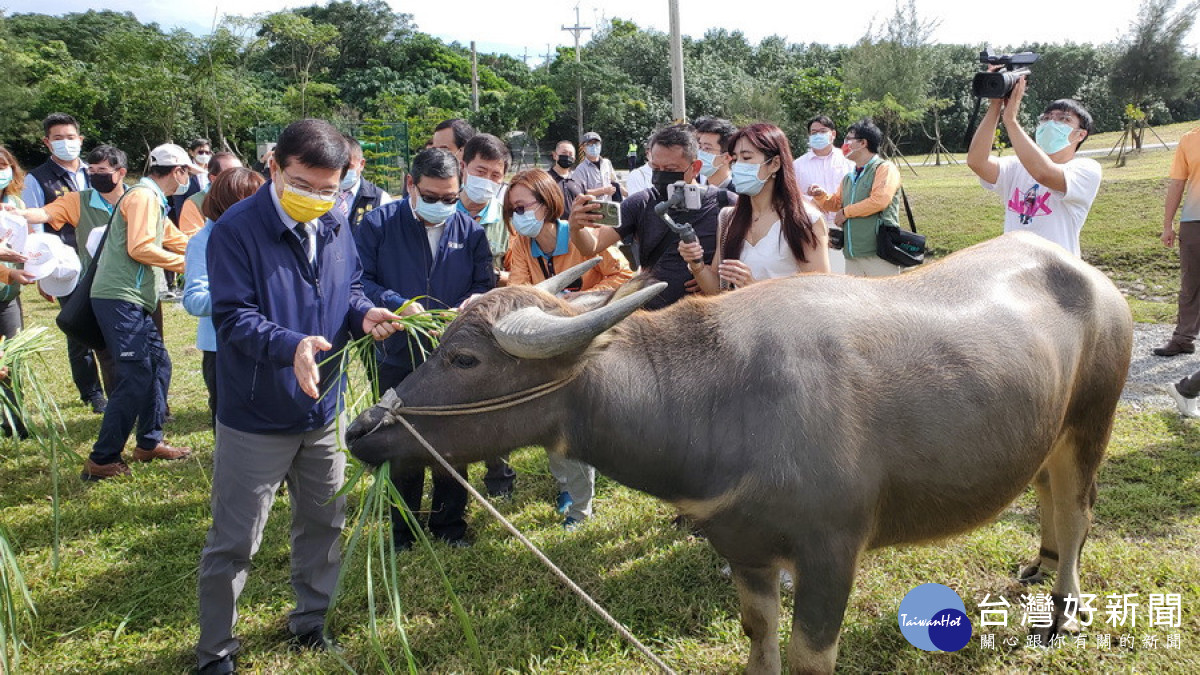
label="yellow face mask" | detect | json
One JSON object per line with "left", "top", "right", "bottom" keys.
{"left": 279, "top": 183, "right": 336, "bottom": 223}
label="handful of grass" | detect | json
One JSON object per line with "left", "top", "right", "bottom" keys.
{"left": 319, "top": 300, "right": 458, "bottom": 418}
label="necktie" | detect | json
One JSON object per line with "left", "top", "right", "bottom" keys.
{"left": 337, "top": 191, "right": 351, "bottom": 219}
{"left": 295, "top": 222, "right": 315, "bottom": 264}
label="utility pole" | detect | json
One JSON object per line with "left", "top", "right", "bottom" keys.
{"left": 470, "top": 41, "right": 479, "bottom": 112}
{"left": 544, "top": 44, "right": 554, "bottom": 68}
{"left": 668, "top": 0, "right": 685, "bottom": 122}
{"left": 522, "top": 47, "right": 529, "bottom": 65}
{"left": 562, "top": 3, "right": 590, "bottom": 142}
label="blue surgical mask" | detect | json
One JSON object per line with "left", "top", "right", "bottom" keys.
{"left": 1035, "top": 121, "right": 1074, "bottom": 155}
{"left": 698, "top": 150, "right": 719, "bottom": 178}
{"left": 51, "top": 139, "right": 82, "bottom": 162}
{"left": 512, "top": 209, "right": 545, "bottom": 237}
{"left": 412, "top": 194, "right": 456, "bottom": 225}
{"left": 339, "top": 169, "right": 359, "bottom": 192}
{"left": 0, "top": 168, "right": 11, "bottom": 190}
{"left": 808, "top": 132, "right": 832, "bottom": 151}
{"left": 731, "top": 162, "right": 767, "bottom": 196}
{"left": 463, "top": 174, "right": 501, "bottom": 203}
{"left": 585, "top": 143, "right": 601, "bottom": 159}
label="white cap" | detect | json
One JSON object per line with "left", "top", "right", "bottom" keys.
{"left": 38, "top": 241, "right": 81, "bottom": 297}
{"left": 23, "top": 232, "right": 73, "bottom": 281}
{"left": 148, "top": 143, "right": 203, "bottom": 174}
{"left": 0, "top": 211, "right": 27, "bottom": 253}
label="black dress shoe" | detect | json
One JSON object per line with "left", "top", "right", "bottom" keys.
{"left": 1152, "top": 342, "right": 1195, "bottom": 357}
{"left": 289, "top": 627, "right": 343, "bottom": 653}
{"left": 197, "top": 655, "right": 235, "bottom": 675}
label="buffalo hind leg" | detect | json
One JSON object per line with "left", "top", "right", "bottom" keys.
{"left": 787, "top": 542, "right": 859, "bottom": 675}
{"left": 1020, "top": 468, "right": 1060, "bottom": 585}
{"left": 1035, "top": 433, "right": 1099, "bottom": 640}
{"left": 730, "top": 564, "right": 782, "bottom": 674}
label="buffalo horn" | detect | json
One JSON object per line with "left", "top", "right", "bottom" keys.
{"left": 492, "top": 282, "right": 667, "bottom": 359}
{"left": 533, "top": 257, "right": 602, "bottom": 295}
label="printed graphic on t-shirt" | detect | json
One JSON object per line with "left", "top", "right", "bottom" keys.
{"left": 1009, "top": 184, "right": 1052, "bottom": 225}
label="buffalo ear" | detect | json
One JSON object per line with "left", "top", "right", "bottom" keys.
{"left": 492, "top": 282, "right": 667, "bottom": 359}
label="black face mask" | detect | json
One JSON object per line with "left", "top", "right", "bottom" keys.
{"left": 556, "top": 155, "right": 573, "bottom": 169}
{"left": 651, "top": 169, "right": 686, "bottom": 200}
{"left": 90, "top": 172, "right": 119, "bottom": 193}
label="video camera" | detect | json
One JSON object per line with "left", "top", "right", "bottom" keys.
{"left": 971, "top": 50, "right": 1038, "bottom": 99}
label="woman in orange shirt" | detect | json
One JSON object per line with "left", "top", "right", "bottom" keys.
{"left": 504, "top": 168, "right": 631, "bottom": 294}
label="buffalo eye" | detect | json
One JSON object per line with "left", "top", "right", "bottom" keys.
{"left": 450, "top": 352, "right": 479, "bottom": 369}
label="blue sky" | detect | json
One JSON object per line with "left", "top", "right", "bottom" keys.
{"left": 6, "top": 0, "right": 1197, "bottom": 66}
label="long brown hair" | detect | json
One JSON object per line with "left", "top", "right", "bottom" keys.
{"left": 721, "top": 123, "right": 815, "bottom": 263}
{"left": 0, "top": 146, "right": 26, "bottom": 202}
{"left": 202, "top": 167, "right": 265, "bottom": 221}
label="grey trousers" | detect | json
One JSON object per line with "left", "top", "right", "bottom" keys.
{"left": 1170, "top": 221, "right": 1200, "bottom": 347}
{"left": 196, "top": 420, "right": 346, "bottom": 668}
{"left": 547, "top": 450, "right": 595, "bottom": 522}
{"left": 844, "top": 255, "right": 900, "bottom": 277}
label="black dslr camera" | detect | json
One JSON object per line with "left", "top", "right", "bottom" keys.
{"left": 972, "top": 50, "right": 1038, "bottom": 99}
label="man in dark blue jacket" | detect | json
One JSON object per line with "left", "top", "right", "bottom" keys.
{"left": 196, "top": 119, "right": 401, "bottom": 675}
{"left": 356, "top": 147, "right": 493, "bottom": 550}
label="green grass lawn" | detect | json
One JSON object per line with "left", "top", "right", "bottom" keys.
{"left": 2, "top": 129, "right": 1200, "bottom": 673}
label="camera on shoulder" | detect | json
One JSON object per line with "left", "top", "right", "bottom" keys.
{"left": 972, "top": 50, "right": 1039, "bottom": 99}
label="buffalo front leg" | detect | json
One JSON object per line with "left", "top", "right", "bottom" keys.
{"left": 787, "top": 543, "right": 858, "bottom": 675}
{"left": 730, "top": 564, "right": 782, "bottom": 674}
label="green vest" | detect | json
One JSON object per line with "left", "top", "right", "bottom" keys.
{"left": 73, "top": 188, "right": 119, "bottom": 275}
{"left": 841, "top": 156, "right": 901, "bottom": 259}
{"left": 91, "top": 183, "right": 167, "bottom": 312}
{"left": 0, "top": 195, "right": 24, "bottom": 303}
{"left": 187, "top": 189, "right": 206, "bottom": 217}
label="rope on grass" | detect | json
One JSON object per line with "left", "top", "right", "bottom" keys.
{"left": 392, "top": 413, "right": 677, "bottom": 675}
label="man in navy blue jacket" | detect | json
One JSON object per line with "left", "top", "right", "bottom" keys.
{"left": 196, "top": 119, "right": 401, "bottom": 675}
{"left": 356, "top": 147, "right": 493, "bottom": 550}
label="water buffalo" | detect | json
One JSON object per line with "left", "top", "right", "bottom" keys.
{"left": 347, "top": 232, "right": 1133, "bottom": 674}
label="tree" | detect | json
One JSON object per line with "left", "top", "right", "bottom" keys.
{"left": 1110, "top": 0, "right": 1200, "bottom": 147}
{"left": 259, "top": 12, "right": 339, "bottom": 117}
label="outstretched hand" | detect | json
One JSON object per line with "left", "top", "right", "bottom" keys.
{"left": 294, "top": 335, "right": 333, "bottom": 399}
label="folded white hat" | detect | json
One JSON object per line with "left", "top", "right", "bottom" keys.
{"left": 39, "top": 239, "right": 82, "bottom": 297}
{"left": 22, "top": 232, "right": 69, "bottom": 280}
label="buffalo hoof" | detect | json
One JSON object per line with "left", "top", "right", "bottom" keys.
{"left": 1017, "top": 564, "right": 1048, "bottom": 585}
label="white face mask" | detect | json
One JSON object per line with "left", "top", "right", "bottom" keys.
{"left": 463, "top": 173, "right": 501, "bottom": 204}
{"left": 195, "top": 152, "right": 212, "bottom": 166}
{"left": 51, "top": 139, "right": 82, "bottom": 162}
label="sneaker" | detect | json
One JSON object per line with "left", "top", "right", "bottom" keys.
{"left": 132, "top": 443, "right": 192, "bottom": 462}
{"left": 555, "top": 491, "right": 573, "bottom": 515}
{"left": 1152, "top": 342, "right": 1195, "bottom": 357}
{"left": 1166, "top": 383, "right": 1200, "bottom": 418}
{"left": 88, "top": 394, "right": 108, "bottom": 414}
{"left": 81, "top": 459, "right": 131, "bottom": 481}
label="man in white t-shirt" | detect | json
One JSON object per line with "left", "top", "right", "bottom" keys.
{"left": 967, "top": 76, "right": 1101, "bottom": 257}
{"left": 794, "top": 115, "right": 854, "bottom": 273}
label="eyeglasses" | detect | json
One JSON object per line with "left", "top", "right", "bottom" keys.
{"left": 843, "top": 136, "right": 860, "bottom": 142}
{"left": 511, "top": 201, "right": 541, "bottom": 215}
{"left": 414, "top": 190, "right": 458, "bottom": 206}
{"left": 280, "top": 170, "right": 338, "bottom": 200}
{"left": 1038, "top": 112, "right": 1078, "bottom": 127}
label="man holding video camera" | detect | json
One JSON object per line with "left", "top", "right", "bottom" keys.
{"left": 569, "top": 124, "right": 729, "bottom": 310}
{"left": 967, "top": 75, "right": 1101, "bottom": 257}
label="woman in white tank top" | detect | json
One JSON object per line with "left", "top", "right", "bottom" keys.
{"left": 680, "top": 123, "right": 829, "bottom": 294}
